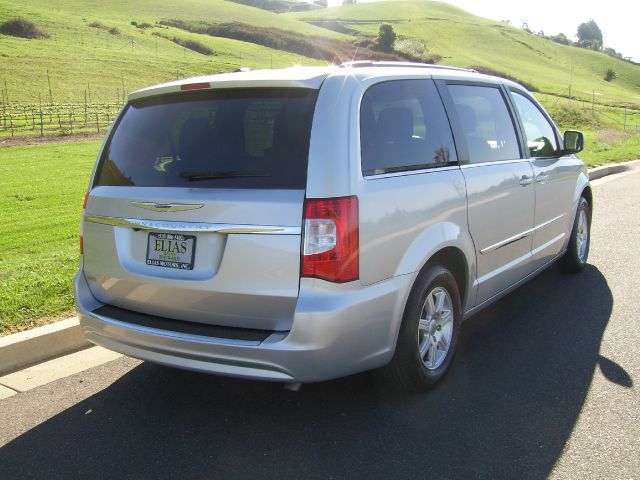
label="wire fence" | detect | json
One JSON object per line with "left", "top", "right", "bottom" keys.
{"left": 0, "top": 101, "right": 121, "bottom": 137}
{"left": 1, "top": 89, "right": 638, "bottom": 139}
{"left": 541, "top": 86, "right": 640, "bottom": 133}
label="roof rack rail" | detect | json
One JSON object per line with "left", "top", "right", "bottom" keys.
{"left": 339, "top": 60, "right": 475, "bottom": 73}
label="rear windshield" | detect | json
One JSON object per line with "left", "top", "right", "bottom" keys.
{"left": 94, "top": 88, "right": 318, "bottom": 189}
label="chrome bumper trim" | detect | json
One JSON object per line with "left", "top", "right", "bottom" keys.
{"left": 84, "top": 214, "right": 301, "bottom": 235}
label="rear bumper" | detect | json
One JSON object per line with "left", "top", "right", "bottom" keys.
{"left": 74, "top": 271, "right": 412, "bottom": 383}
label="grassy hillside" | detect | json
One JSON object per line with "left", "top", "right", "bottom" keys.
{"left": 292, "top": 0, "right": 640, "bottom": 108}
{"left": 1, "top": 0, "right": 638, "bottom": 108}
{"left": 0, "top": 0, "right": 339, "bottom": 103}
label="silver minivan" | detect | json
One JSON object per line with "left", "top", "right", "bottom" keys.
{"left": 74, "top": 61, "right": 591, "bottom": 390}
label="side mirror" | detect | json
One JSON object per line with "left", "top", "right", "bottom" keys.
{"left": 564, "top": 130, "right": 584, "bottom": 154}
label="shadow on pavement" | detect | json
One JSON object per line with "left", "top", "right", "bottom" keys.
{"left": 1, "top": 265, "right": 621, "bottom": 479}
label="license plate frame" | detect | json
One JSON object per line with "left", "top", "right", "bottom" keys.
{"left": 146, "top": 232, "right": 196, "bottom": 270}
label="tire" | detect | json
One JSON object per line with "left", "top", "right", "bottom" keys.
{"left": 560, "top": 196, "right": 591, "bottom": 273}
{"left": 383, "top": 265, "right": 462, "bottom": 392}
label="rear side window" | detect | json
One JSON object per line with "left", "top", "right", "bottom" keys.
{"left": 448, "top": 85, "right": 520, "bottom": 163}
{"left": 94, "top": 88, "right": 317, "bottom": 189}
{"left": 511, "top": 91, "right": 559, "bottom": 157}
{"left": 360, "top": 79, "right": 457, "bottom": 175}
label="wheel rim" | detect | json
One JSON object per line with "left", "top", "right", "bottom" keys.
{"left": 417, "top": 286, "right": 454, "bottom": 370}
{"left": 576, "top": 208, "right": 589, "bottom": 263}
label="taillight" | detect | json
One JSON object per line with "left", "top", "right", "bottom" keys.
{"left": 80, "top": 192, "right": 89, "bottom": 254}
{"left": 302, "top": 196, "right": 359, "bottom": 283}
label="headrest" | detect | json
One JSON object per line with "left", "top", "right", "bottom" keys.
{"left": 455, "top": 104, "right": 478, "bottom": 134}
{"left": 376, "top": 107, "right": 413, "bottom": 144}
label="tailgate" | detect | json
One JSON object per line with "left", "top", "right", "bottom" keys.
{"left": 83, "top": 188, "right": 303, "bottom": 331}
{"left": 81, "top": 87, "right": 317, "bottom": 331}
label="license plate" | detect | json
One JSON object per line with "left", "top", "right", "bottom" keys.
{"left": 146, "top": 233, "right": 196, "bottom": 270}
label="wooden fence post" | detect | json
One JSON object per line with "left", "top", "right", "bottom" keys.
{"left": 46, "top": 69, "right": 53, "bottom": 122}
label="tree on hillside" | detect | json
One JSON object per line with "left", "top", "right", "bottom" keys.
{"left": 376, "top": 23, "right": 396, "bottom": 53}
{"left": 549, "top": 33, "right": 571, "bottom": 45}
{"left": 314, "top": 0, "right": 328, "bottom": 7}
{"left": 604, "top": 47, "right": 623, "bottom": 59}
{"left": 577, "top": 19, "right": 603, "bottom": 50}
{"left": 343, "top": 0, "right": 357, "bottom": 4}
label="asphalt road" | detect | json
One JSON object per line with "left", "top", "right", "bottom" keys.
{"left": 1, "top": 167, "right": 639, "bottom": 480}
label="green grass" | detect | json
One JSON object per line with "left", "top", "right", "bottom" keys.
{"left": 0, "top": 0, "right": 336, "bottom": 104}
{"left": 579, "top": 130, "right": 640, "bottom": 166}
{"left": 0, "top": 140, "right": 100, "bottom": 333}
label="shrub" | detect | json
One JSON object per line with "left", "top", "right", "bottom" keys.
{"left": 394, "top": 38, "right": 440, "bottom": 64}
{"left": 153, "top": 33, "right": 214, "bottom": 55}
{"left": 174, "top": 38, "right": 214, "bottom": 55}
{"left": 604, "top": 48, "right": 623, "bottom": 59}
{"left": 549, "top": 33, "right": 571, "bottom": 46}
{"left": 0, "top": 18, "right": 50, "bottom": 39}
{"left": 89, "top": 21, "right": 119, "bottom": 35}
{"left": 132, "top": 21, "right": 153, "bottom": 30}
{"left": 375, "top": 23, "right": 396, "bottom": 53}
{"left": 353, "top": 37, "right": 375, "bottom": 49}
{"left": 604, "top": 68, "right": 617, "bottom": 82}
{"left": 88, "top": 21, "right": 107, "bottom": 30}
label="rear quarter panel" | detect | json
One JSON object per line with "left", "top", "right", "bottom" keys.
{"left": 358, "top": 169, "right": 474, "bottom": 288}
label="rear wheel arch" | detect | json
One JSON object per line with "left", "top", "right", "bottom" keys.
{"left": 419, "top": 247, "right": 469, "bottom": 311}
{"left": 582, "top": 185, "right": 593, "bottom": 210}
{"left": 390, "top": 246, "right": 469, "bottom": 350}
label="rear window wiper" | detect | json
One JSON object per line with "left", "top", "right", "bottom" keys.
{"left": 179, "top": 171, "right": 272, "bottom": 181}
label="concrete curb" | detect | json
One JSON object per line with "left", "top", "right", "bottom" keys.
{"left": 1, "top": 158, "right": 639, "bottom": 376}
{"left": 589, "top": 159, "right": 640, "bottom": 181}
{"left": 0, "top": 317, "right": 89, "bottom": 375}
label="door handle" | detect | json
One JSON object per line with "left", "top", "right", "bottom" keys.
{"left": 519, "top": 175, "right": 533, "bottom": 186}
{"left": 535, "top": 172, "right": 549, "bottom": 183}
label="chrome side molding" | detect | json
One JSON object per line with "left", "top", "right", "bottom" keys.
{"left": 480, "top": 228, "right": 534, "bottom": 254}
{"left": 480, "top": 213, "right": 566, "bottom": 254}
{"left": 84, "top": 214, "right": 301, "bottom": 235}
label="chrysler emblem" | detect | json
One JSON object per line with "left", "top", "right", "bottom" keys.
{"left": 130, "top": 202, "right": 204, "bottom": 212}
